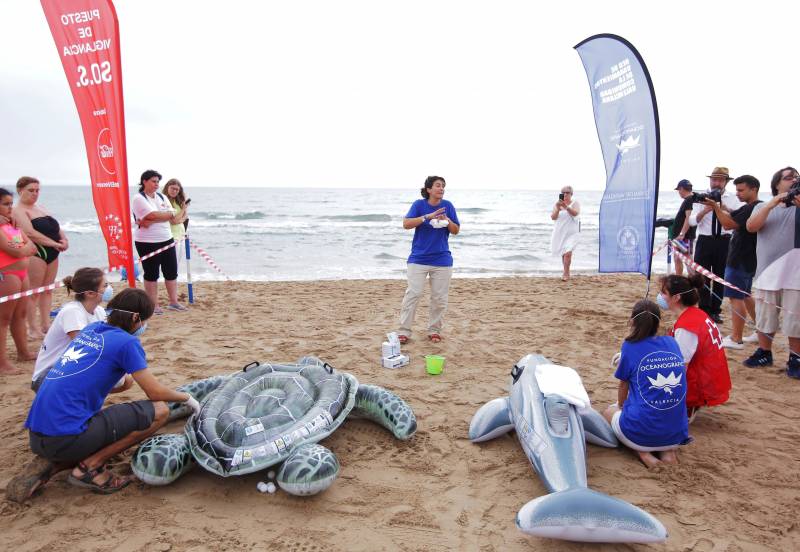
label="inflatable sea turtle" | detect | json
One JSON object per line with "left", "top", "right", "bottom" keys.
{"left": 132, "top": 357, "right": 416, "bottom": 495}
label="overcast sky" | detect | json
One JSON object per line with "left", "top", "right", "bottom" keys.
{"left": 1, "top": 0, "right": 797, "bottom": 190}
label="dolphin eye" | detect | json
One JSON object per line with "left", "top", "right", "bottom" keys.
{"left": 511, "top": 364, "right": 524, "bottom": 383}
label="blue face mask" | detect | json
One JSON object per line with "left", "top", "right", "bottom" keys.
{"left": 132, "top": 321, "right": 148, "bottom": 337}
{"left": 101, "top": 284, "right": 113, "bottom": 302}
{"left": 656, "top": 293, "right": 669, "bottom": 310}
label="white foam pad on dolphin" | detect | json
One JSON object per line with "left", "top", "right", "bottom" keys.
{"left": 534, "top": 363, "right": 591, "bottom": 411}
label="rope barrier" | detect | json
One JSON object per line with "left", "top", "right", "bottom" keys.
{"left": 0, "top": 239, "right": 205, "bottom": 305}
{"left": 670, "top": 239, "right": 797, "bottom": 317}
{"left": 189, "top": 240, "right": 230, "bottom": 280}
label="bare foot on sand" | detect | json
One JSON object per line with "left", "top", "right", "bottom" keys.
{"left": 659, "top": 450, "right": 679, "bottom": 465}
{"left": 17, "top": 352, "right": 37, "bottom": 361}
{"left": 637, "top": 451, "right": 662, "bottom": 469}
{"left": 0, "top": 362, "right": 23, "bottom": 375}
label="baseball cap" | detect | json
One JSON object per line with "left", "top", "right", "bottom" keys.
{"left": 675, "top": 179, "right": 692, "bottom": 191}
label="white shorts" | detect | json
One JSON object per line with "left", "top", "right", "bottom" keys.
{"left": 611, "top": 410, "right": 680, "bottom": 453}
{"left": 753, "top": 289, "right": 800, "bottom": 338}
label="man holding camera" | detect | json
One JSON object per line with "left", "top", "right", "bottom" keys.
{"left": 704, "top": 175, "right": 761, "bottom": 349}
{"left": 689, "top": 167, "right": 744, "bottom": 323}
{"left": 743, "top": 166, "right": 800, "bottom": 377}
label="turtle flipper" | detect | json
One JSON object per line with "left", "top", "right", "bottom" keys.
{"left": 132, "top": 433, "right": 194, "bottom": 486}
{"left": 353, "top": 384, "right": 417, "bottom": 440}
{"left": 167, "top": 374, "right": 230, "bottom": 421}
{"left": 276, "top": 443, "right": 339, "bottom": 496}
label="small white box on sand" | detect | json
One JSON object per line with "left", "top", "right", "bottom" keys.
{"left": 382, "top": 341, "right": 400, "bottom": 357}
{"left": 382, "top": 354, "right": 409, "bottom": 369}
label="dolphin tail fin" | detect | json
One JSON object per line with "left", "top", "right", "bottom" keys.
{"left": 469, "top": 397, "right": 513, "bottom": 442}
{"left": 516, "top": 488, "right": 667, "bottom": 543}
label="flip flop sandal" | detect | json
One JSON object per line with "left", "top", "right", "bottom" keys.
{"left": 428, "top": 333, "right": 442, "bottom": 343}
{"left": 398, "top": 335, "right": 409, "bottom": 345}
{"left": 5, "top": 456, "right": 55, "bottom": 503}
{"left": 67, "top": 462, "right": 133, "bottom": 495}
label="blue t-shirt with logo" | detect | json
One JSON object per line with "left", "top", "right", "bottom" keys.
{"left": 614, "top": 335, "right": 689, "bottom": 448}
{"left": 405, "top": 199, "right": 460, "bottom": 267}
{"left": 25, "top": 322, "right": 148, "bottom": 436}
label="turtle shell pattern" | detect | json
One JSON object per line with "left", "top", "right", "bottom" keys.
{"left": 186, "top": 358, "right": 358, "bottom": 477}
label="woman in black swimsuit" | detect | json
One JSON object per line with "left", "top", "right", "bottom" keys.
{"left": 14, "top": 177, "right": 68, "bottom": 339}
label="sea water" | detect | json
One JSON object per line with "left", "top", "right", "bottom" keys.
{"left": 35, "top": 186, "right": 695, "bottom": 282}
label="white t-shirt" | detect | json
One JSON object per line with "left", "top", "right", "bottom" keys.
{"left": 33, "top": 301, "right": 107, "bottom": 381}
{"left": 673, "top": 328, "right": 698, "bottom": 364}
{"left": 132, "top": 191, "right": 175, "bottom": 243}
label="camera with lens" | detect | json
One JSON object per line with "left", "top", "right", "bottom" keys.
{"left": 783, "top": 177, "right": 800, "bottom": 206}
{"left": 691, "top": 189, "right": 722, "bottom": 203}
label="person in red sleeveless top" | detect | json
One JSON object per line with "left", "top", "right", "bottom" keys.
{"left": 658, "top": 274, "right": 731, "bottom": 421}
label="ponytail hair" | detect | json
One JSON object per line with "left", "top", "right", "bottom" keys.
{"left": 659, "top": 273, "right": 704, "bottom": 306}
{"left": 625, "top": 299, "right": 661, "bottom": 342}
{"left": 63, "top": 267, "right": 104, "bottom": 301}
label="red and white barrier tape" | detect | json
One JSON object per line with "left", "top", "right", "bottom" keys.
{"left": 189, "top": 241, "right": 229, "bottom": 280}
{"left": 0, "top": 241, "right": 178, "bottom": 305}
{"left": 651, "top": 239, "right": 670, "bottom": 257}
{"left": 670, "top": 240, "right": 797, "bottom": 317}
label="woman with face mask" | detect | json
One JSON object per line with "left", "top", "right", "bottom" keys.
{"left": 658, "top": 274, "right": 731, "bottom": 421}
{"left": 31, "top": 267, "right": 112, "bottom": 392}
{"left": 9, "top": 288, "right": 200, "bottom": 501}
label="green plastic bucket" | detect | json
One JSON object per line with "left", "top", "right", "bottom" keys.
{"left": 425, "top": 355, "right": 445, "bottom": 375}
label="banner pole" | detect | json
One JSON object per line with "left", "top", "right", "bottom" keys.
{"left": 667, "top": 241, "right": 672, "bottom": 274}
{"left": 185, "top": 235, "right": 194, "bottom": 304}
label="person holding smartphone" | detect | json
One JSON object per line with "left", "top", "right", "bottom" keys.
{"left": 550, "top": 186, "right": 580, "bottom": 281}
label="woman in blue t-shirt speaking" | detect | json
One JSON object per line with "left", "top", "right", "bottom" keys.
{"left": 396, "top": 176, "right": 460, "bottom": 344}
{"left": 8, "top": 288, "right": 200, "bottom": 501}
{"left": 602, "top": 299, "right": 690, "bottom": 469}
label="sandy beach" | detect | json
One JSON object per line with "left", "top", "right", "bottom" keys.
{"left": 1, "top": 274, "right": 797, "bottom": 551}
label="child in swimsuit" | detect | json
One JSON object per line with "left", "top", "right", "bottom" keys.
{"left": 0, "top": 187, "right": 38, "bottom": 374}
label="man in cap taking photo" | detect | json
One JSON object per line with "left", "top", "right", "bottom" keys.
{"left": 672, "top": 179, "right": 695, "bottom": 276}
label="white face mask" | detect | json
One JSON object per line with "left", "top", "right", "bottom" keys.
{"left": 102, "top": 284, "right": 113, "bottom": 302}
{"left": 132, "top": 321, "right": 148, "bottom": 338}
{"left": 656, "top": 293, "right": 669, "bottom": 310}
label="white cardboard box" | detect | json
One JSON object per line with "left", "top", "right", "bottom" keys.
{"left": 382, "top": 341, "right": 400, "bottom": 357}
{"left": 382, "top": 354, "right": 409, "bottom": 369}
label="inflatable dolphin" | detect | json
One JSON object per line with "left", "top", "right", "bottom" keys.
{"left": 469, "top": 354, "right": 667, "bottom": 543}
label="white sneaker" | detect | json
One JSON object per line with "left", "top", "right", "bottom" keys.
{"left": 721, "top": 335, "right": 744, "bottom": 350}
{"left": 743, "top": 332, "right": 759, "bottom": 343}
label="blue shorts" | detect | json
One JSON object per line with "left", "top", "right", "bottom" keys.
{"left": 723, "top": 266, "right": 753, "bottom": 299}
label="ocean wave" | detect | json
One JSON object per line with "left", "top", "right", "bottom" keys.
{"left": 194, "top": 211, "right": 268, "bottom": 220}
{"left": 320, "top": 214, "right": 392, "bottom": 222}
{"left": 458, "top": 207, "right": 490, "bottom": 214}
{"left": 60, "top": 220, "right": 99, "bottom": 233}
{"left": 497, "top": 254, "right": 539, "bottom": 261}
{"left": 374, "top": 252, "right": 405, "bottom": 260}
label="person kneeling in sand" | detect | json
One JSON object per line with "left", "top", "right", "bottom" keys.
{"left": 7, "top": 288, "right": 200, "bottom": 501}
{"left": 603, "top": 299, "right": 691, "bottom": 469}
{"left": 658, "top": 273, "right": 731, "bottom": 421}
